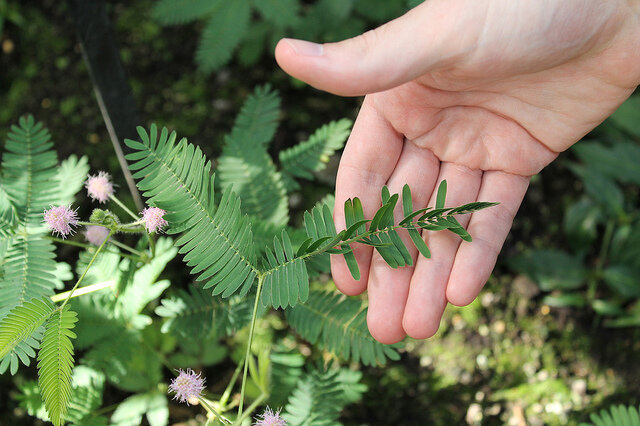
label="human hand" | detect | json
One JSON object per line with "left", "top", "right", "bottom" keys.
{"left": 275, "top": 0, "right": 640, "bottom": 343}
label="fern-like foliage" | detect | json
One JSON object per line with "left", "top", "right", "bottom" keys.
{"left": 261, "top": 231, "right": 309, "bottom": 309}
{"left": 155, "top": 285, "right": 254, "bottom": 339}
{"left": 0, "top": 184, "right": 17, "bottom": 237}
{"left": 37, "top": 306, "right": 78, "bottom": 426}
{"left": 253, "top": 0, "right": 301, "bottom": 29}
{"left": 0, "top": 236, "right": 59, "bottom": 317}
{"left": 283, "top": 367, "right": 365, "bottom": 426}
{"left": 125, "top": 125, "right": 259, "bottom": 298}
{"left": 279, "top": 118, "right": 351, "bottom": 191}
{"left": 582, "top": 404, "right": 640, "bottom": 426}
{"left": 286, "top": 290, "right": 400, "bottom": 366}
{"left": 0, "top": 297, "right": 54, "bottom": 360}
{"left": 0, "top": 117, "right": 86, "bottom": 374}
{"left": 218, "top": 85, "right": 288, "bottom": 227}
{"left": 55, "top": 154, "right": 90, "bottom": 206}
{"left": 196, "top": 0, "right": 251, "bottom": 73}
{"left": 0, "top": 326, "right": 44, "bottom": 375}
{"left": 1, "top": 115, "right": 59, "bottom": 228}
{"left": 127, "top": 125, "right": 496, "bottom": 312}
{"left": 151, "top": 0, "right": 219, "bottom": 25}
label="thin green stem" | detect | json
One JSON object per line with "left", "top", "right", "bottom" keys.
{"left": 59, "top": 229, "right": 114, "bottom": 310}
{"left": 108, "top": 239, "right": 145, "bottom": 257}
{"left": 109, "top": 194, "right": 139, "bottom": 220}
{"left": 121, "top": 219, "right": 146, "bottom": 227}
{"left": 77, "top": 221, "right": 108, "bottom": 227}
{"left": 44, "top": 236, "right": 143, "bottom": 262}
{"left": 199, "top": 397, "right": 232, "bottom": 425}
{"left": 233, "top": 392, "right": 268, "bottom": 426}
{"left": 220, "top": 360, "right": 244, "bottom": 408}
{"left": 109, "top": 194, "right": 156, "bottom": 256}
{"left": 589, "top": 220, "right": 616, "bottom": 301}
{"left": 238, "top": 275, "right": 264, "bottom": 417}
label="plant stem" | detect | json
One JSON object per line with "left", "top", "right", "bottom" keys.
{"left": 110, "top": 194, "right": 139, "bottom": 220}
{"left": 59, "top": 230, "right": 114, "bottom": 310}
{"left": 108, "top": 239, "right": 145, "bottom": 257}
{"left": 44, "top": 235, "right": 143, "bottom": 262}
{"left": 237, "top": 275, "right": 264, "bottom": 417}
{"left": 77, "top": 221, "right": 108, "bottom": 227}
{"left": 50, "top": 280, "right": 115, "bottom": 302}
{"left": 199, "top": 397, "right": 232, "bottom": 425}
{"left": 588, "top": 220, "right": 615, "bottom": 301}
{"left": 233, "top": 392, "right": 267, "bottom": 426}
{"left": 220, "top": 360, "right": 244, "bottom": 408}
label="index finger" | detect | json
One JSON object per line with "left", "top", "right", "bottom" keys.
{"left": 331, "top": 95, "right": 404, "bottom": 295}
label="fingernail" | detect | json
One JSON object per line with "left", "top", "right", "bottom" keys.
{"left": 284, "top": 38, "right": 324, "bottom": 57}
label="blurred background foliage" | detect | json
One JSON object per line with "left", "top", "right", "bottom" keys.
{"left": 1, "top": 0, "right": 638, "bottom": 424}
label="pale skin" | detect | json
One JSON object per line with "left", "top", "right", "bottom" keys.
{"left": 275, "top": 0, "right": 640, "bottom": 344}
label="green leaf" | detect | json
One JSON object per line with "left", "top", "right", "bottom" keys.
{"left": 253, "top": 0, "right": 301, "bottom": 28}
{"left": 151, "top": 0, "right": 219, "bottom": 25}
{"left": 261, "top": 231, "right": 310, "bottom": 309}
{"left": 602, "top": 265, "right": 640, "bottom": 298}
{"left": 542, "top": 293, "right": 587, "bottom": 308}
{"left": 66, "top": 366, "right": 106, "bottom": 425}
{"left": 0, "top": 297, "right": 54, "bottom": 359}
{"left": 0, "top": 236, "right": 59, "bottom": 318}
{"left": 563, "top": 197, "right": 602, "bottom": 251}
{"left": 407, "top": 227, "right": 430, "bottom": 259}
{"left": 125, "top": 125, "right": 258, "bottom": 299}
{"left": 283, "top": 366, "right": 367, "bottom": 425}
{"left": 588, "top": 403, "right": 640, "bottom": 426}
{"left": 286, "top": 290, "right": 401, "bottom": 366}
{"left": 1, "top": 115, "right": 59, "bottom": 228}
{"left": 195, "top": 0, "right": 251, "bottom": 73}
{"left": 435, "top": 179, "right": 447, "bottom": 209}
{"left": 573, "top": 141, "right": 640, "bottom": 185}
{"left": 111, "top": 391, "right": 169, "bottom": 426}
{"left": 343, "top": 249, "right": 360, "bottom": 280}
{"left": 117, "top": 237, "right": 176, "bottom": 321}
{"left": 608, "top": 95, "right": 640, "bottom": 137}
{"left": 55, "top": 154, "right": 90, "bottom": 206}
{"left": 37, "top": 307, "right": 78, "bottom": 426}
{"left": 508, "top": 249, "right": 587, "bottom": 291}
{"left": 279, "top": 119, "right": 351, "bottom": 188}
{"left": 218, "top": 85, "right": 288, "bottom": 227}
{"left": 569, "top": 164, "right": 624, "bottom": 217}
{"left": 0, "top": 184, "right": 17, "bottom": 236}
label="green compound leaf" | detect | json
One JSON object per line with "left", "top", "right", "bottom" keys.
{"left": 218, "top": 85, "right": 288, "bottom": 227}
{"left": 151, "top": 0, "right": 219, "bottom": 25}
{"left": 1, "top": 115, "right": 59, "bottom": 228}
{"left": 196, "top": 0, "right": 251, "bottom": 73}
{"left": 37, "top": 306, "right": 78, "bottom": 426}
{"left": 283, "top": 366, "right": 367, "bottom": 426}
{"left": 286, "top": 290, "right": 401, "bottom": 366}
{"left": 253, "top": 0, "right": 301, "bottom": 28}
{"left": 585, "top": 403, "right": 640, "bottom": 426}
{"left": 125, "top": 125, "right": 259, "bottom": 299}
{"left": 261, "top": 231, "right": 310, "bottom": 309}
{"left": 0, "top": 236, "right": 64, "bottom": 318}
{"left": 279, "top": 119, "right": 351, "bottom": 190}
{"left": 0, "top": 297, "right": 55, "bottom": 360}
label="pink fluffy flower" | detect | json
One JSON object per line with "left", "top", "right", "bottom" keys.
{"left": 141, "top": 207, "right": 168, "bottom": 233}
{"left": 254, "top": 407, "right": 287, "bottom": 426}
{"left": 85, "top": 171, "right": 114, "bottom": 203}
{"left": 43, "top": 205, "right": 79, "bottom": 238}
{"left": 84, "top": 225, "right": 110, "bottom": 246}
{"left": 168, "top": 369, "right": 205, "bottom": 405}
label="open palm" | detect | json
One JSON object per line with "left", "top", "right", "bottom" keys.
{"left": 275, "top": 0, "right": 640, "bottom": 343}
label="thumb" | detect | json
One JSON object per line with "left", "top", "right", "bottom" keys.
{"left": 274, "top": 0, "right": 479, "bottom": 96}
